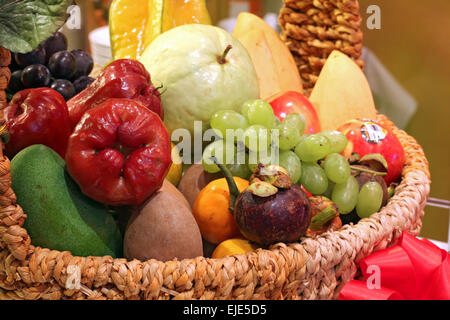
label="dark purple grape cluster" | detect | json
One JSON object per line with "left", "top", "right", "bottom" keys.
{"left": 7, "top": 32, "right": 95, "bottom": 101}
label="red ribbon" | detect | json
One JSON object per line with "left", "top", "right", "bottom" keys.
{"left": 339, "top": 231, "right": 450, "bottom": 300}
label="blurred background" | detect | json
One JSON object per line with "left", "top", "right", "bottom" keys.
{"left": 68, "top": 0, "right": 449, "bottom": 243}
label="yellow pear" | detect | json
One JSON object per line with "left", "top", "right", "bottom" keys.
{"left": 309, "top": 50, "right": 377, "bottom": 131}
{"left": 233, "top": 12, "right": 303, "bottom": 99}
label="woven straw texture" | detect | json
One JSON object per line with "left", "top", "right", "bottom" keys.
{"left": 279, "top": 0, "right": 365, "bottom": 92}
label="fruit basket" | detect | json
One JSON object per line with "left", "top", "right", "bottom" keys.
{"left": 0, "top": 114, "right": 430, "bottom": 300}
{"left": 0, "top": 0, "right": 430, "bottom": 300}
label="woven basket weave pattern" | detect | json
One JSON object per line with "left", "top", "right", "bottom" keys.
{"left": 279, "top": 0, "right": 365, "bottom": 92}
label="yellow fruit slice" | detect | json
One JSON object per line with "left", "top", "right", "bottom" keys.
{"left": 233, "top": 12, "right": 303, "bottom": 99}
{"left": 309, "top": 50, "right": 377, "bottom": 131}
{"left": 162, "top": 0, "right": 212, "bottom": 33}
{"left": 144, "top": 0, "right": 165, "bottom": 48}
{"left": 109, "top": 0, "right": 156, "bottom": 60}
{"left": 110, "top": 0, "right": 211, "bottom": 61}
{"left": 237, "top": 29, "right": 282, "bottom": 100}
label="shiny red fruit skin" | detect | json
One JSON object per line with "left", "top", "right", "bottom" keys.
{"left": 268, "top": 91, "right": 321, "bottom": 134}
{"left": 67, "top": 59, "right": 163, "bottom": 129}
{"left": 66, "top": 98, "right": 172, "bottom": 206}
{"left": 4, "top": 88, "right": 72, "bottom": 159}
{"left": 338, "top": 119, "right": 405, "bottom": 185}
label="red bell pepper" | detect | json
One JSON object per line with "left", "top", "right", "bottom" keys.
{"left": 3, "top": 88, "right": 71, "bottom": 158}
{"left": 66, "top": 98, "right": 172, "bottom": 206}
{"left": 67, "top": 59, "right": 163, "bottom": 129}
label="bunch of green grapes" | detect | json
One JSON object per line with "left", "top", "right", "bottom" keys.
{"left": 202, "top": 99, "right": 304, "bottom": 185}
{"left": 296, "top": 131, "right": 384, "bottom": 219}
{"left": 202, "top": 99, "right": 384, "bottom": 220}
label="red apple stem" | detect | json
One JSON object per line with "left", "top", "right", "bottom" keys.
{"left": 217, "top": 45, "right": 233, "bottom": 65}
{"left": 211, "top": 157, "right": 240, "bottom": 213}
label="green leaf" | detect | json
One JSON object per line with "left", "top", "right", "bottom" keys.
{"left": 0, "top": 0, "right": 74, "bottom": 53}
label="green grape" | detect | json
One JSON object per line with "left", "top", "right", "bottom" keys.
{"left": 227, "top": 163, "right": 252, "bottom": 180}
{"left": 210, "top": 110, "right": 248, "bottom": 139}
{"left": 297, "top": 134, "right": 310, "bottom": 145}
{"left": 331, "top": 175, "right": 359, "bottom": 214}
{"left": 294, "top": 134, "right": 331, "bottom": 162}
{"left": 277, "top": 122, "right": 302, "bottom": 151}
{"left": 279, "top": 151, "right": 302, "bottom": 184}
{"left": 202, "top": 140, "right": 236, "bottom": 173}
{"left": 324, "top": 153, "right": 351, "bottom": 184}
{"left": 356, "top": 182, "right": 384, "bottom": 218}
{"left": 318, "top": 131, "right": 348, "bottom": 154}
{"left": 241, "top": 99, "right": 275, "bottom": 129}
{"left": 273, "top": 116, "right": 281, "bottom": 128}
{"left": 300, "top": 162, "right": 328, "bottom": 195}
{"left": 322, "top": 181, "right": 335, "bottom": 199}
{"left": 243, "top": 125, "right": 272, "bottom": 152}
{"left": 283, "top": 113, "right": 306, "bottom": 136}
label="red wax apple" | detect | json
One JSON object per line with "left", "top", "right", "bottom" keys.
{"left": 267, "top": 91, "right": 321, "bottom": 134}
{"left": 4, "top": 88, "right": 72, "bottom": 159}
{"left": 338, "top": 119, "right": 405, "bottom": 185}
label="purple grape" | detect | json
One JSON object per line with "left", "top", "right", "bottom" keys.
{"left": 43, "top": 32, "right": 68, "bottom": 63}
{"left": 48, "top": 51, "right": 77, "bottom": 80}
{"left": 21, "top": 64, "right": 51, "bottom": 88}
{"left": 71, "top": 50, "right": 94, "bottom": 80}
{"left": 14, "top": 45, "right": 46, "bottom": 68}
{"left": 73, "top": 76, "right": 95, "bottom": 94}
{"left": 7, "top": 70, "right": 25, "bottom": 93}
{"left": 50, "top": 79, "right": 76, "bottom": 100}
{"left": 9, "top": 53, "right": 21, "bottom": 72}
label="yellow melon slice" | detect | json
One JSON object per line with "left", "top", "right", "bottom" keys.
{"left": 232, "top": 12, "right": 303, "bottom": 99}
{"left": 237, "top": 29, "right": 281, "bottom": 100}
{"left": 309, "top": 50, "right": 377, "bottom": 131}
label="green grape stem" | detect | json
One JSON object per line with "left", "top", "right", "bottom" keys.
{"left": 350, "top": 165, "right": 387, "bottom": 177}
{"left": 309, "top": 206, "right": 336, "bottom": 230}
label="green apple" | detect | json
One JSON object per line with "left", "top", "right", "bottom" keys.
{"left": 140, "top": 24, "right": 260, "bottom": 135}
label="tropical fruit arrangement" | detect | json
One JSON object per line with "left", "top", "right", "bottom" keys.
{"left": 1, "top": 1, "right": 407, "bottom": 264}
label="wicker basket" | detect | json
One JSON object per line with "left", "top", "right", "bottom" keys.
{"left": 0, "top": 0, "right": 431, "bottom": 300}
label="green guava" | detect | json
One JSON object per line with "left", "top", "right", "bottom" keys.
{"left": 140, "top": 24, "right": 260, "bottom": 135}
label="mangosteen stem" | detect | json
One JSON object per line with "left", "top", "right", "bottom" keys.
{"left": 217, "top": 45, "right": 233, "bottom": 64}
{"left": 211, "top": 157, "right": 240, "bottom": 213}
{"left": 309, "top": 206, "right": 336, "bottom": 230}
{"left": 350, "top": 165, "right": 387, "bottom": 177}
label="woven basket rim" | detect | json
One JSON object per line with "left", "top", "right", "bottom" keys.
{"left": 0, "top": 111, "right": 431, "bottom": 299}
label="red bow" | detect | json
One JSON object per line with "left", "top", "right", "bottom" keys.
{"left": 339, "top": 231, "right": 450, "bottom": 300}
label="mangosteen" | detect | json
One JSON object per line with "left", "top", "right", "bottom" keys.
{"left": 217, "top": 162, "right": 312, "bottom": 247}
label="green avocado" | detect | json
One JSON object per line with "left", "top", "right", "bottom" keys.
{"left": 11, "top": 145, "right": 123, "bottom": 258}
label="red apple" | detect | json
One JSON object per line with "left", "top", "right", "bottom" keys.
{"left": 338, "top": 119, "right": 405, "bottom": 185}
{"left": 267, "top": 91, "right": 321, "bottom": 134}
